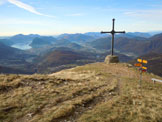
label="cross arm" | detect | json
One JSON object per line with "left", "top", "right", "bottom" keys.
{"left": 115, "top": 31, "right": 126, "bottom": 33}
{"left": 101, "top": 31, "right": 112, "bottom": 34}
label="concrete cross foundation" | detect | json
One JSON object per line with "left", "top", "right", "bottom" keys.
{"left": 104, "top": 55, "right": 119, "bottom": 64}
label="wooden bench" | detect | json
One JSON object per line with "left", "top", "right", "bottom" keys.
{"left": 151, "top": 78, "right": 162, "bottom": 83}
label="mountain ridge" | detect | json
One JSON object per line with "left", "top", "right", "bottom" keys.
{"left": 0, "top": 62, "right": 161, "bottom": 122}
{"left": 0, "top": 32, "right": 162, "bottom": 75}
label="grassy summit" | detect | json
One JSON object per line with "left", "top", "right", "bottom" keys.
{"left": 0, "top": 63, "right": 162, "bottom": 122}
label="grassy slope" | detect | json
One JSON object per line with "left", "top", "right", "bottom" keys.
{"left": 0, "top": 63, "right": 162, "bottom": 122}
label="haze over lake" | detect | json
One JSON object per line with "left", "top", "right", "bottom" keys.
{"left": 11, "top": 43, "right": 32, "bottom": 50}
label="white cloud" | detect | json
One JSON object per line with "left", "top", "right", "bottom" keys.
{"left": 124, "top": 9, "right": 162, "bottom": 20}
{"left": 7, "top": 0, "right": 55, "bottom": 18}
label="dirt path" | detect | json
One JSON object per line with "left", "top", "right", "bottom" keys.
{"left": 52, "top": 76, "right": 123, "bottom": 122}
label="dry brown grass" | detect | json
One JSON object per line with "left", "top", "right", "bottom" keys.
{"left": 0, "top": 62, "right": 162, "bottom": 122}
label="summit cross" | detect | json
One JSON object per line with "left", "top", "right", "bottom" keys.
{"left": 101, "top": 18, "right": 126, "bottom": 56}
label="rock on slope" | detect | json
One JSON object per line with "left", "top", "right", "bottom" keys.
{"left": 0, "top": 63, "right": 162, "bottom": 122}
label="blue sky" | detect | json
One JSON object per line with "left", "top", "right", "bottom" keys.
{"left": 0, "top": 0, "right": 162, "bottom": 36}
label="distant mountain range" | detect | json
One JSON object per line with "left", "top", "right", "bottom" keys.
{"left": 0, "top": 32, "right": 162, "bottom": 75}
{"left": 148, "top": 31, "right": 162, "bottom": 36}
{"left": 35, "top": 47, "right": 132, "bottom": 73}
{"left": 0, "top": 32, "right": 159, "bottom": 49}
{"left": 117, "top": 32, "right": 151, "bottom": 38}
{"left": 57, "top": 33, "right": 95, "bottom": 43}
{"left": 0, "top": 42, "right": 36, "bottom": 74}
{"left": 30, "top": 36, "right": 57, "bottom": 48}
{"left": 0, "top": 42, "right": 24, "bottom": 59}
{"left": 0, "top": 34, "right": 40, "bottom": 46}
{"left": 84, "top": 32, "right": 108, "bottom": 38}
{"left": 130, "top": 52, "right": 162, "bottom": 76}
{"left": 90, "top": 33, "right": 162, "bottom": 57}
{"left": 10, "top": 34, "right": 40, "bottom": 44}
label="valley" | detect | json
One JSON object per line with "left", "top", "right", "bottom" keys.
{"left": 0, "top": 32, "right": 162, "bottom": 76}
{"left": 1, "top": 1, "right": 162, "bottom": 122}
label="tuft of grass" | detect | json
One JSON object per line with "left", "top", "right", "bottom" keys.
{"left": 78, "top": 76, "right": 162, "bottom": 122}
{"left": 0, "top": 63, "right": 162, "bottom": 122}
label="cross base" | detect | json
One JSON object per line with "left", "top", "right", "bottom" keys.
{"left": 104, "top": 55, "right": 119, "bottom": 64}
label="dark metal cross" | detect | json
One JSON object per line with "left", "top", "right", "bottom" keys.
{"left": 101, "top": 18, "right": 125, "bottom": 56}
